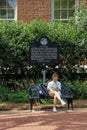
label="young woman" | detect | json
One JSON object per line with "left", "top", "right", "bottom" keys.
{"left": 47, "top": 73, "right": 66, "bottom": 112}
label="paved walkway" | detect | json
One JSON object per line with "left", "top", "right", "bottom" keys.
{"left": 0, "top": 109, "right": 87, "bottom": 130}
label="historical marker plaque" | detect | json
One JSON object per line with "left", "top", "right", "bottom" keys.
{"left": 29, "top": 36, "right": 59, "bottom": 65}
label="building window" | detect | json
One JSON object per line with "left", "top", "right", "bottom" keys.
{"left": 0, "top": 0, "right": 17, "bottom": 21}
{"left": 52, "top": 0, "right": 78, "bottom": 20}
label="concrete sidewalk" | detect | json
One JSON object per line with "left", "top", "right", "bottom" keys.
{"left": 0, "top": 108, "right": 87, "bottom": 130}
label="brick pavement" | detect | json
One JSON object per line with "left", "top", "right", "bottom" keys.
{"left": 0, "top": 109, "right": 87, "bottom": 130}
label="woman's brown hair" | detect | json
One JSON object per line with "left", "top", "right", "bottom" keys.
{"left": 52, "top": 73, "right": 58, "bottom": 80}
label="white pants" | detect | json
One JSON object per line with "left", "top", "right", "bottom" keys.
{"left": 50, "top": 90, "right": 65, "bottom": 105}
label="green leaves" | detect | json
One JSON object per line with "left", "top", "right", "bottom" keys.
{"left": 0, "top": 19, "right": 87, "bottom": 81}
{"left": 0, "top": 85, "right": 29, "bottom": 103}
{"left": 0, "top": 3, "right": 87, "bottom": 102}
{"left": 73, "top": 80, "right": 87, "bottom": 99}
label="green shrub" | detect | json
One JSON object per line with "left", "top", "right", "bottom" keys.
{"left": 0, "top": 85, "right": 29, "bottom": 103}
{"left": 0, "top": 20, "right": 87, "bottom": 79}
{"left": 0, "top": 85, "right": 10, "bottom": 102}
{"left": 0, "top": 18, "right": 87, "bottom": 97}
{"left": 0, "top": 15, "right": 87, "bottom": 102}
{"left": 73, "top": 80, "right": 87, "bottom": 99}
{"left": 8, "top": 90, "right": 29, "bottom": 103}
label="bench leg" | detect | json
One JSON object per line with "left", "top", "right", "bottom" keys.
{"left": 71, "top": 98, "right": 73, "bottom": 110}
{"left": 67, "top": 99, "right": 70, "bottom": 109}
{"left": 30, "top": 99, "right": 33, "bottom": 111}
{"left": 66, "top": 98, "right": 73, "bottom": 110}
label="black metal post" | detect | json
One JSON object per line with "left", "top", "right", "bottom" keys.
{"left": 30, "top": 99, "right": 33, "bottom": 111}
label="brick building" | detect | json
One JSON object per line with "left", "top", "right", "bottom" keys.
{"left": 0, "top": 0, "right": 87, "bottom": 22}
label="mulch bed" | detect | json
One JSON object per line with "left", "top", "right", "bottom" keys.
{"left": 0, "top": 100, "right": 87, "bottom": 111}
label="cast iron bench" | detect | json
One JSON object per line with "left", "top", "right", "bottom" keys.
{"left": 29, "top": 83, "right": 73, "bottom": 111}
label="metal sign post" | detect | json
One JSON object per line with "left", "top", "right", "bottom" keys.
{"left": 42, "top": 64, "right": 46, "bottom": 83}
{"left": 42, "top": 70, "right": 46, "bottom": 83}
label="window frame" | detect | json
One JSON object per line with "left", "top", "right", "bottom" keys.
{"left": 0, "top": 0, "right": 17, "bottom": 21}
{"left": 51, "top": 0, "right": 79, "bottom": 21}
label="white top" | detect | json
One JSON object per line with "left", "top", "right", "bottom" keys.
{"left": 47, "top": 81, "right": 61, "bottom": 92}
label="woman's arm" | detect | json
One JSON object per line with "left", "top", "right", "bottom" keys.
{"left": 47, "top": 82, "right": 53, "bottom": 92}
{"left": 52, "top": 87, "right": 60, "bottom": 91}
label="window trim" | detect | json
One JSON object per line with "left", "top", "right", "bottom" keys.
{"left": 51, "top": 0, "right": 79, "bottom": 21}
{"left": 0, "top": 0, "right": 17, "bottom": 21}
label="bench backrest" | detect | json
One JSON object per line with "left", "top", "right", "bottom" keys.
{"left": 29, "top": 84, "right": 50, "bottom": 99}
{"left": 61, "top": 84, "right": 73, "bottom": 98}
{"left": 29, "top": 83, "right": 73, "bottom": 99}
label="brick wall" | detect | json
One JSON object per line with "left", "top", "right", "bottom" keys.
{"left": 17, "top": 0, "right": 51, "bottom": 22}
{"left": 79, "top": 0, "right": 87, "bottom": 5}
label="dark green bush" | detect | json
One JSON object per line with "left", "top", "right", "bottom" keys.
{"left": 72, "top": 80, "right": 87, "bottom": 99}
{"left": 0, "top": 85, "right": 29, "bottom": 103}
{"left": 0, "top": 85, "right": 10, "bottom": 102}
{"left": 8, "top": 90, "right": 29, "bottom": 103}
{"left": 0, "top": 20, "right": 87, "bottom": 100}
{"left": 0, "top": 20, "right": 87, "bottom": 78}
{"left": 0, "top": 1, "right": 87, "bottom": 102}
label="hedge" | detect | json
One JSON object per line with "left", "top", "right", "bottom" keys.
{"left": 0, "top": 1, "right": 87, "bottom": 101}
{"left": 0, "top": 20, "right": 87, "bottom": 80}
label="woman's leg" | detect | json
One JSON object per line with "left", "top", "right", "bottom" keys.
{"left": 49, "top": 92, "right": 58, "bottom": 109}
{"left": 54, "top": 91, "right": 66, "bottom": 105}
{"left": 54, "top": 95, "right": 58, "bottom": 108}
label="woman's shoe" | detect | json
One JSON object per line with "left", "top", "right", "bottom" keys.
{"left": 53, "top": 107, "right": 57, "bottom": 112}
